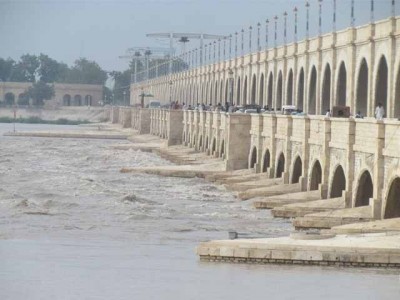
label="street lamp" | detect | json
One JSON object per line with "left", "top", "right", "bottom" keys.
{"left": 228, "top": 69, "right": 234, "bottom": 107}
{"left": 123, "top": 90, "right": 127, "bottom": 106}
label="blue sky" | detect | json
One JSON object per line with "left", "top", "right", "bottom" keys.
{"left": 0, "top": 0, "right": 397, "bottom": 71}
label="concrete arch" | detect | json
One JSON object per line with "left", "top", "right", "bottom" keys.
{"left": 225, "top": 79, "right": 229, "bottom": 103}
{"left": 336, "top": 62, "right": 347, "bottom": 106}
{"left": 276, "top": 71, "right": 283, "bottom": 110}
{"left": 220, "top": 139, "right": 225, "bottom": 158}
{"left": 321, "top": 64, "right": 331, "bottom": 113}
{"left": 374, "top": 55, "right": 388, "bottom": 112}
{"left": 236, "top": 76, "right": 241, "bottom": 105}
{"left": 63, "top": 94, "right": 71, "bottom": 106}
{"left": 249, "top": 146, "right": 257, "bottom": 169}
{"left": 262, "top": 149, "right": 271, "bottom": 173}
{"left": 219, "top": 79, "right": 224, "bottom": 104}
{"left": 243, "top": 76, "right": 248, "bottom": 105}
{"left": 291, "top": 156, "right": 302, "bottom": 184}
{"left": 297, "top": 68, "right": 305, "bottom": 111}
{"left": 395, "top": 64, "right": 400, "bottom": 119}
{"left": 17, "top": 93, "right": 29, "bottom": 105}
{"left": 84, "top": 95, "right": 92, "bottom": 106}
{"left": 214, "top": 80, "right": 218, "bottom": 105}
{"left": 330, "top": 165, "right": 346, "bottom": 198}
{"left": 267, "top": 72, "right": 274, "bottom": 108}
{"left": 308, "top": 66, "right": 317, "bottom": 114}
{"left": 384, "top": 177, "right": 400, "bottom": 219}
{"left": 4, "top": 92, "right": 15, "bottom": 105}
{"left": 276, "top": 152, "right": 285, "bottom": 178}
{"left": 286, "top": 69, "right": 293, "bottom": 106}
{"left": 309, "top": 160, "right": 322, "bottom": 191}
{"left": 251, "top": 74, "right": 256, "bottom": 104}
{"left": 211, "top": 137, "right": 216, "bottom": 154}
{"left": 354, "top": 170, "right": 373, "bottom": 207}
{"left": 259, "top": 73, "right": 264, "bottom": 106}
{"left": 356, "top": 58, "right": 369, "bottom": 116}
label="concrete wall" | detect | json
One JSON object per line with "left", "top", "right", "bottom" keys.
{"left": 0, "top": 82, "right": 103, "bottom": 107}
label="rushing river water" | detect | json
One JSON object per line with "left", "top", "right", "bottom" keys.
{"left": 0, "top": 124, "right": 399, "bottom": 300}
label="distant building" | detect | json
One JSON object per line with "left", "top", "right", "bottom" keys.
{"left": 0, "top": 82, "right": 103, "bottom": 107}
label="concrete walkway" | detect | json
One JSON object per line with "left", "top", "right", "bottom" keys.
{"left": 293, "top": 206, "right": 374, "bottom": 229}
{"left": 253, "top": 190, "right": 322, "bottom": 209}
{"left": 197, "top": 232, "right": 400, "bottom": 268}
{"left": 272, "top": 197, "right": 344, "bottom": 218}
{"left": 238, "top": 183, "right": 302, "bottom": 200}
{"left": 225, "top": 178, "right": 283, "bottom": 192}
{"left": 328, "top": 218, "right": 400, "bottom": 234}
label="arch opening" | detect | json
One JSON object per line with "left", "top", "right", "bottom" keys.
{"left": 355, "top": 171, "right": 373, "bottom": 207}
{"left": 356, "top": 59, "right": 368, "bottom": 116}
{"left": 276, "top": 153, "right": 285, "bottom": 178}
{"left": 259, "top": 73, "right": 264, "bottom": 106}
{"left": 322, "top": 64, "right": 331, "bottom": 113}
{"left": 286, "top": 70, "right": 293, "bottom": 105}
{"left": 267, "top": 72, "right": 273, "bottom": 108}
{"left": 310, "top": 160, "right": 322, "bottom": 191}
{"left": 63, "top": 94, "right": 71, "bottom": 106}
{"left": 243, "top": 76, "right": 248, "bottom": 105}
{"left": 276, "top": 72, "right": 283, "bottom": 110}
{"left": 308, "top": 66, "right": 317, "bottom": 114}
{"left": 291, "top": 157, "right": 302, "bottom": 184}
{"left": 220, "top": 140, "right": 225, "bottom": 158}
{"left": 297, "top": 68, "right": 305, "bottom": 111}
{"left": 384, "top": 178, "right": 400, "bottom": 219}
{"left": 251, "top": 74, "right": 256, "bottom": 104}
{"left": 330, "top": 165, "right": 346, "bottom": 198}
{"left": 211, "top": 138, "right": 216, "bottom": 154}
{"left": 395, "top": 66, "right": 400, "bottom": 119}
{"left": 262, "top": 149, "right": 271, "bottom": 173}
{"left": 336, "top": 62, "right": 347, "bottom": 106}
{"left": 74, "top": 95, "right": 82, "bottom": 106}
{"left": 4, "top": 92, "right": 15, "bottom": 105}
{"left": 236, "top": 77, "right": 241, "bottom": 105}
{"left": 375, "top": 56, "right": 388, "bottom": 113}
{"left": 250, "top": 147, "right": 257, "bottom": 169}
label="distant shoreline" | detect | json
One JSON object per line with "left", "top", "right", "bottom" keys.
{"left": 0, "top": 116, "right": 91, "bottom": 125}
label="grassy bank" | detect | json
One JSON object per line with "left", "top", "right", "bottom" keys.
{"left": 0, "top": 116, "right": 91, "bottom": 125}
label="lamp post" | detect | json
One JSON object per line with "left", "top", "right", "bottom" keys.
{"left": 228, "top": 68, "right": 234, "bottom": 106}
{"left": 123, "top": 90, "right": 127, "bottom": 106}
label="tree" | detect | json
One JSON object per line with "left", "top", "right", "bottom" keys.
{"left": 111, "top": 70, "right": 131, "bottom": 105}
{"left": 12, "top": 54, "right": 39, "bottom": 82}
{"left": 0, "top": 58, "right": 15, "bottom": 82}
{"left": 26, "top": 81, "right": 55, "bottom": 106}
{"left": 103, "top": 86, "right": 113, "bottom": 105}
{"left": 38, "top": 53, "right": 68, "bottom": 83}
{"left": 66, "top": 58, "right": 107, "bottom": 85}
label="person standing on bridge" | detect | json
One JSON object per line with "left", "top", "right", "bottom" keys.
{"left": 375, "top": 103, "right": 385, "bottom": 120}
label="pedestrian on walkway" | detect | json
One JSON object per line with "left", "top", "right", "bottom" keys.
{"left": 375, "top": 103, "right": 385, "bottom": 120}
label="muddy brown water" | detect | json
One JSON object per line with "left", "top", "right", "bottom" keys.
{"left": 0, "top": 124, "right": 399, "bottom": 300}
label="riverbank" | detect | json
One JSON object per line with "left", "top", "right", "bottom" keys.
{"left": 0, "top": 116, "right": 91, "bottom": 125}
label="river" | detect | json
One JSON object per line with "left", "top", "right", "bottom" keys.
{"left": 0, "top": 124, "right": 399, "bottom": 299}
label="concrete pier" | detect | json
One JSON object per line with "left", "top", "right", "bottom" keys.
{"left": 197, "top": 233, "right": 400, "bottom": 268}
